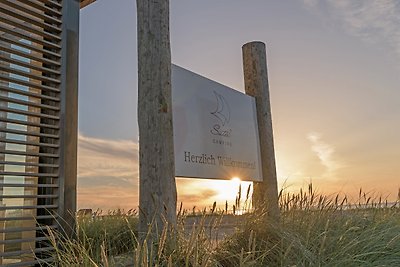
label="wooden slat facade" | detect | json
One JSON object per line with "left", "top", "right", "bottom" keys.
{"left": 1, "top": 0, "right": 80, "bottom": 266}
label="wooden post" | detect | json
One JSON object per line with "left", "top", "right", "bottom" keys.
{"left": 242, "top": 41, "right": 280, "bottom": 220}
{"left": 53, "top": 0, "right": 80, "bottom": 238}
{"left": 137, "top": 0, "right": 177, "bottom": 238}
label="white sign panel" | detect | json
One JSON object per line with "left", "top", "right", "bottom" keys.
{"left": 172, "top": 65, "right": 262, "bottom": 182}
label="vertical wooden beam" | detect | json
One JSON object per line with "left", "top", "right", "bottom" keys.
{"left": 57, "top": 0, "right": 80, "bottom": 237}
{"left": 137, "top": 0, "right": 177, "bottom": 238}
{"left": 242, "top": 41, "right": 280, "bottom": 220}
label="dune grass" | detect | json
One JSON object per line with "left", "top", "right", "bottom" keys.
{"left": 46, "top": 186, "right": 400, "bottom": 266}
{"left": 217, "top": 185, "right": 400, "bottom": 266}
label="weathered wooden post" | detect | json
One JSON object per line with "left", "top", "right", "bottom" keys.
{"left": 137, "top": 0, "right": 177, "bottom": 238}
{"left": 242, "top": 41, "right": 280, "bottom": 220}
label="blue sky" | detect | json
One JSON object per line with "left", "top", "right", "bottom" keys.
{"left": 78, "top": 0, "right": 400, "bottom": 210}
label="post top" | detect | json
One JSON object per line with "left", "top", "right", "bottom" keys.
{"left": 242, "top": 41, "right": 266, "bottom": 49}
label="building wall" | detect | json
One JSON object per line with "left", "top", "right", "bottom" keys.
{"left": 0, "top": 1, "right": 79, "bottom": 265}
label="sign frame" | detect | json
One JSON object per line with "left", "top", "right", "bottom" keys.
{"left": 172, "top": 64, "right": 263, "bottom": 182}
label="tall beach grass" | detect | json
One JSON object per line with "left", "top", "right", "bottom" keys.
{"left": 46, "top": 185, "right": 400, "bottom": 266}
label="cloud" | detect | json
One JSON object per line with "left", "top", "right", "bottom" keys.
{"left": 301, "top": 0, "right": 400, "bottom": 59}
{"left": 307, "top": 132, "right": 341, "bottom": 176}
{"left": 78, "top": 134, "right": 139, "bottom": 185}
{"left": 77, "top": 134, "right": 139, "bottom": 210}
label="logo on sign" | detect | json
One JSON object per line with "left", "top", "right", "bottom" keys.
{"left": 210, "top": 91, "right": 232, "bottom": 137}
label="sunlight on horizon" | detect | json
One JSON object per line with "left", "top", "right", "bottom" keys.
{"left": 176, "top": 177, "right": 253, "bottom": 210}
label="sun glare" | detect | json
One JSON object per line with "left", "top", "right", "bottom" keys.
{"left": 177, "top": 177, "right": 253, "bottom": 209}
{"left": 208, "top": 177, "right": 252, "bottom": 204}
{"left": 231, "top": 177, "right": 241, "bottom": 183}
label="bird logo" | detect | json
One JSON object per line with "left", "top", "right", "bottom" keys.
{"left": 211, "top": 91, "right": 230, "bottom": 126}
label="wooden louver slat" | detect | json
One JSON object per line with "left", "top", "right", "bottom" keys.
{"left": 0, "top": 66, "right": 60, "bottom": 85}
{"left": 0, "top": 149, "right": 59, "bottom": 158}
{"left": 0, "top": 128, "right": 59, "bottom": 139}
{"left": 0, "top": 42, "right": 61, "bottom": 66}
{"left": 0, "top": 24, "right": 61, "bottom": 49}
{"left": 0, "top": 172, "right": 58, "bottom": 178}
{"left": 0, "top": 225, "right": 57, "bottom": 234}
{"left": 0, "top": 74, "right": 61, "bottom": 93}
{"left": 0, "top": 106, "right": 60, "bottom": 120}
{"left": 0, "top": 35, "right": 61, "bottom": 59}
{"left": 0, "top": 204, "right": 58, "bottom": 210}
{"left": 0, "top": 55, "right": 60, "bottom": 77}
{"left": 0, "top": 183, "right": 59, "bottom": 188}
{"left": 0, "top": 215, "right": 58, "bottom": 222}
{"left": 2, "top": 0, "right": 62, "bottom": 25}
{"left": 0, "top": 95, "right": 60, "bottom": 111}
{"left": 19, "top": 0, "right": 62, "bottom": 17}
{"left": 35, "top": 0, "right": 62, "bottom": 10}
{"left": 0, "top": 5, "right": 61, "bottom": 34}
{"left": 0, "top": 117, "right": 60, "bottom": 130}
{"left": 0, "top": 12, "right": 61, "bottom": 42}
{"left": 0, "top": 246, "right": 55, "bottom": 258}
{"left": 0, "top": 137, "right": 58, "bottom": 147}
{"left": 0, "top": 236, "right": 50, "bottom": 245}
{"left": 0, "top": 85, "right": 60, "bottom": 101}
{"left": 0, "top": 194, "right": 59, "bottom": 199}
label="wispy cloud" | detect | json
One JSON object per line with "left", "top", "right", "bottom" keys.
{"left": 78, "top": 134, "right": 139, "bottom": 185}
{"left": 302, "top": 0, "right": 400, "bottom": 59}
{"left": 307, "top": 132, "right": 341, "bottom": 176}
{"left": 77, "top": 134, "right": 139, "bottom": 210}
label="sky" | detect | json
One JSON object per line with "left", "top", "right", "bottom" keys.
{"left": 78, "top": 0, "right": 400, "bottom": 210}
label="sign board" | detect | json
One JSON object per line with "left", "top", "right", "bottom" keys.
{"left": 172, "top": 65, "right": 262, "bottom": 181}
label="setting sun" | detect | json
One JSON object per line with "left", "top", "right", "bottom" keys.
{"left": 176, "top": 178, "right": 253, "bottom": 210}
{"left": 212, "top": 178, "right": 253, "bottom": 207}
{"left": 231, "top": 177, "right": 241, "bottom": 183}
